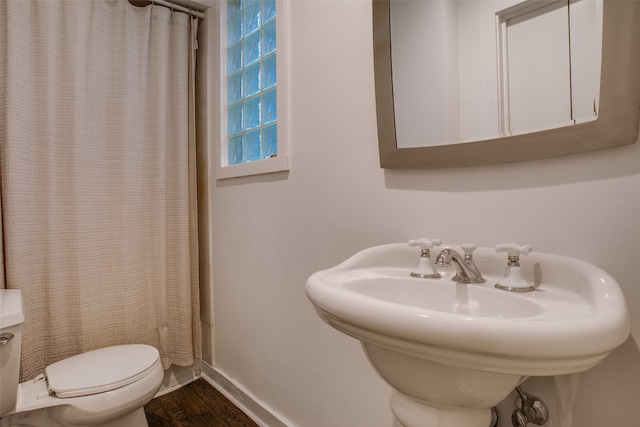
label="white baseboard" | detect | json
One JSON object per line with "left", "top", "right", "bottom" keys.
{"left": 155, "top": 361, "right": 202, "bottom": 397}
{"left": 201, "top": 362, "right": 293, "bottom": 427}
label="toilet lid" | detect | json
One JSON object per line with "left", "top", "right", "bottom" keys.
{"left": 45, "top": 344, "right": 160, "bottom": 398}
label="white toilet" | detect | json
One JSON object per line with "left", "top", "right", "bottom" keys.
{"left": 0, "top": 289, "right": 164, "bottom": 427}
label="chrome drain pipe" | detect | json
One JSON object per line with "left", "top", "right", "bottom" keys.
{"left": 511, "top": 387, "right": 549, "bottom": 426}
{"left": 490, "top": 407, "right": 498, "bottom": 427}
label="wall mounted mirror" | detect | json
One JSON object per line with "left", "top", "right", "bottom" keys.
{"left": 373, "top": 0, "right": 640, "bottom": 169}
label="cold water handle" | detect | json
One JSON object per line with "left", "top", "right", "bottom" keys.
{"left": 494, "top": 242, "right": 535, "bottom": 292}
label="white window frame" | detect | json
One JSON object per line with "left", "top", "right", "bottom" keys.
{"left": 217, "top": 0, "right": 289, "bottom": 180}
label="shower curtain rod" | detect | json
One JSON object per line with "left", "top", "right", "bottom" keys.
{"left": 151, "top": 0, "right": 206, "bottom": 19}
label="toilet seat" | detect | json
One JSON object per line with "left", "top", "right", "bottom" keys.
{"left": 45, "top": 344, "right": 160, "bottom": 398}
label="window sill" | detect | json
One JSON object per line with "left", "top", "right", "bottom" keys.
{"left": 216, "top": 155, "right": 289, "bottom": 179}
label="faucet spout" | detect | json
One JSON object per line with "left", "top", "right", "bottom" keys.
{"left": 435, "top": 248, "right": 486, "bottom": 284}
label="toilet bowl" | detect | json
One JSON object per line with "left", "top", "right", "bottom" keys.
{"left": 0, "top": 289, "right": 164, "bottom": 427}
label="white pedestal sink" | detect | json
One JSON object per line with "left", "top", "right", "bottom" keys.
{"left": 305, "top": 243, "right": 629, "bottom": 427}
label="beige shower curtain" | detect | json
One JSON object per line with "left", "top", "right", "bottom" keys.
{"left": 0, "top": 0, "right": 201, "bottom": 380}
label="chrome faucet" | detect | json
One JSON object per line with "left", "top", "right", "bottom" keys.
{"left": 435, "top": 244, "right": 486, "bottom": 284}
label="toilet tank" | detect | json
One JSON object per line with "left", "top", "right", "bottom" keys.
{"left": 0, "top": 289, "right": 25, "bottom": 416}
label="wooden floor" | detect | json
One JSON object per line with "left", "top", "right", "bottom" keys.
{"left": 145, "top": 379, "right": 259, "bottom": 427}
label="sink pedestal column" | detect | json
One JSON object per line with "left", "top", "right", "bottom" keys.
{"left": 391, "top": 392, "right": 492, "bottom": 427}
{"left": 363, "top": 343, "right": 523, "bottom": 427}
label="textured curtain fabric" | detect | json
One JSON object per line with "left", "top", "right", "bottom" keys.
{"left": 0, "top": 0, "right": 201, "bottom": 380}
{"left": 0, "top": 195, "right": 4, "bottom": 290}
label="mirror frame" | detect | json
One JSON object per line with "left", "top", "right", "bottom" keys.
{"left": 373, "top": 0, "right": 640, "bottom": 169}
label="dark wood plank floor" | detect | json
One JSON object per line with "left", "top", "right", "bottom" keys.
{"left": 145, "top": 378, "right": 259, "bottom": 427}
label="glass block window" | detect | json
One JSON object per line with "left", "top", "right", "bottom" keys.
{"left": 227, "top": 0, "right": 277, "bottom": 165}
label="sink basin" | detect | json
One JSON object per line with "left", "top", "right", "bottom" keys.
{"left": 343, "top": 276, "right": 544, "bottom": 318}
{"left": 306, "top": 243, "right": 629, "bottom": 427}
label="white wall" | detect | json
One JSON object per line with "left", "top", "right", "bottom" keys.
{"left": 210, "top": 1, "right": 640, "bottom": 426}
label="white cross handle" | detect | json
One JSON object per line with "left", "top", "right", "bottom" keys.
{"left": 461, "top": 243, "right": 478, "bottom": 257}
{"left": 495, "top": 242, "right": 533, "bottom": 257}
{"left": 408, "top": 238, "right": 442, "bottom": 250}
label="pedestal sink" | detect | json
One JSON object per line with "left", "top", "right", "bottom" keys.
{"left": 305, "top": 243, "right": 629, "bottom": 427}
